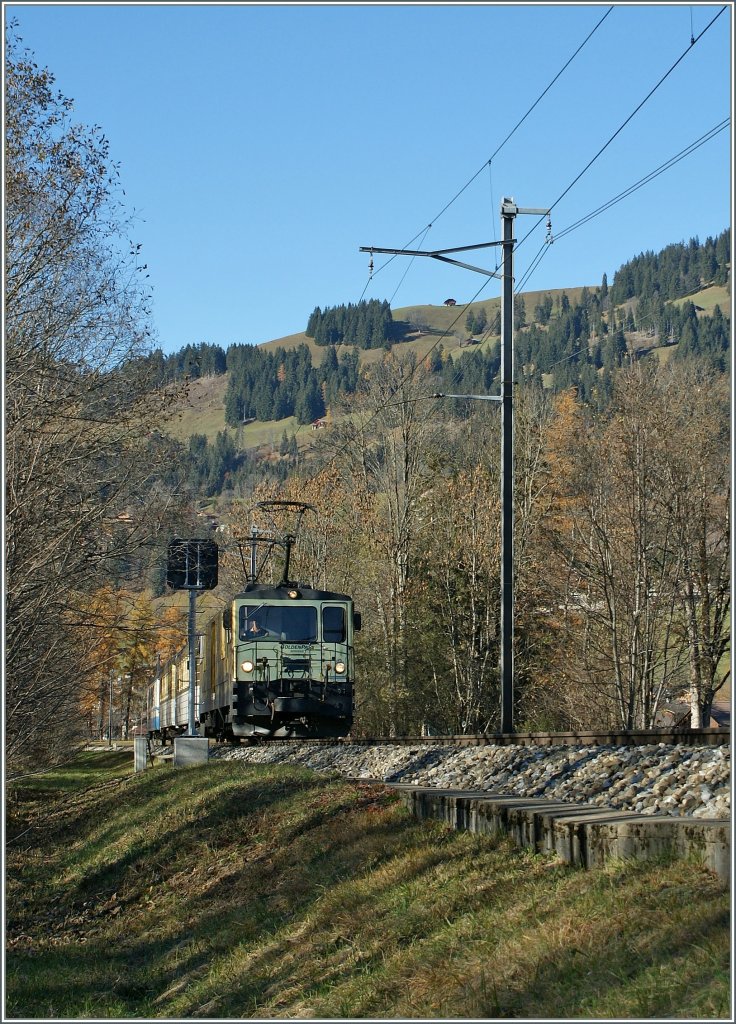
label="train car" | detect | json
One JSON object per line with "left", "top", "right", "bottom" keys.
{"left": 157, "top": 644, "right": 201, "bottom": 741}
{"left": 146, "top": 584, "right": 358, "bottom": 743}
{"left": 147, "top": 669, "right": 161, "bottom": 737}
{"left": 144, "top": 643, "right": 196, "bottom": 742}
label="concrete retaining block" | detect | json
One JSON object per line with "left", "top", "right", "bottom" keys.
{"left": 134, "top": 736, "right": 148, "bottom": 773}
{"left": 392, "top": 785, "right": 730, "bottom": 884}
{"left": 173, "top": 736, "right": 210, "bottom": 767}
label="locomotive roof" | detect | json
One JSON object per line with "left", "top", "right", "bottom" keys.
{"left": 233, "top": 582, "right": 352, "bottom": 603}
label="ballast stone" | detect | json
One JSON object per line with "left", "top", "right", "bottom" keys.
{"left": 211, "top": 740, "right": 731, "bottom": 819}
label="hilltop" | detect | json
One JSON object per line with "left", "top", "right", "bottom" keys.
{"left": 161, "top": 280, "right": 728, "bottom": 448}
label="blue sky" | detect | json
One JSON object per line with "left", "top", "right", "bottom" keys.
{"left": 6, "top": 2, "right": 733, "bottom": 354}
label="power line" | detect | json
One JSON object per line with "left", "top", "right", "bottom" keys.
{"left": 369, "top": 6, "right": 726, "bottom": 316}
{"left": 327, "top": 100, "right": 728, "bottom": 463}
{"left": 516, "top": 237, "right": 553, "bottom": 294}
{"left": 553, "top": 118, "right": 730, "bottom": 243}
{"left": 389, "top": 225, "right": 433, "bottom": 306}
{"left": 432, "top": 5, "right": 614, "bottom": 229}
{"left": 517, "top": 4, "right": 729, "bottom": 253}
{"left": 515, "top": 117, "right": 729, "bottom": 293}
{"left": 334, "top": 99, "right": 727, "bottom": 449}
{"left": 320, "top": 102, "right": 728, "bottom": 460}
{"left": 361, "top": 5, "right": 614, "bottom": 300}
{"left": 313, "top": 7, "right": 728, "bottom": 463}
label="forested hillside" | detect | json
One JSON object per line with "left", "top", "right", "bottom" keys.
{"left": 609, "top": 230, "right": 729, "bottom": 302}
{"left": 151, "top": 230, "right": 730, "bottom": 439}
{"left": 151, "top": 231, "right": 729, "bottom": 514}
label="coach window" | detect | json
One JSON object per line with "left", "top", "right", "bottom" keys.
{"left": 323, "top": 606, "right": 345, "bottom": 643}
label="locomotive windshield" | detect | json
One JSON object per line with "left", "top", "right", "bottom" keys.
{"left": 239, "top": 604, "right": 318, "bottom": 643}
{"left": 322, "top": 606, "right": 346, "bottom": 642}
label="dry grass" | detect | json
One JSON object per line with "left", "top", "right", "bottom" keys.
{"left": 669, "top": 284, "right": 730, "bottom": 314}
{"left": 5, "top": 753, "right": 731, "bottom": 1019}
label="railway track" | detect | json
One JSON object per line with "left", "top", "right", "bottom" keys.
{"left": 281, "top": 726, "right": 730, "bottom": 748}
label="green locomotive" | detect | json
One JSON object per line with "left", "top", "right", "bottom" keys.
{"left": 207, "top": 581, "right": 357, "bottom": 739}
{"left": 151, "top": 501, "right": 358, "bottom": 743}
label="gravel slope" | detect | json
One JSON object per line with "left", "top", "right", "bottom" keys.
{"left": 210, "top": 740, "right": 731, "bottom": 819}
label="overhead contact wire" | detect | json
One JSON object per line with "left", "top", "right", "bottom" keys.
{"left": 378, "top": 103, "right": 728, "bottom": 414}
{"left": 360, "top": 5, "right": 614, "bottom": 302}
{"left": 431, "top": 4, "right": 614, "bottom": 229}
{"left": 485, "top": 5, "right": 614, "bottom": 167}
{"left": 517, "top": 3, "right": 728, "bottom": 253}
{"left": 515, "top": 116, "right": 730, "bottom": 293}
{"left": 554, "top": 118, "right": 730, "bottom": 242}
{"left": 332, "top": 7, "right": 725, "bottom": 460}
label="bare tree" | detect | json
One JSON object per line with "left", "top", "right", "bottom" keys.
{"left": 307, "top": 353, "right": 446, "bottom": 734}
{"left": 543, "top": 365, "right": 729, "bottom": 730}
{"left": 416, "top": 462, "right": 501, "bottom": 733}
{"left": 657, "top": 364, "right": 730, "bottom": 726}
{"left": 5, "top": 29, "right": 183, "bottom": 775}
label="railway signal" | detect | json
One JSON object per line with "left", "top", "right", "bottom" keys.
{"left": 166, "top": 538, "right": 218, "bottom": 591}
{"left": 166, "top": 538, "right": 219, "bottom": 736}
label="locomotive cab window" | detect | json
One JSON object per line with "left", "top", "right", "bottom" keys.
{"left": 322, "top": 606, "right": 346, "bottom": 643}
{"left": 239, "top": 605, "right": 317, "bottom": 643}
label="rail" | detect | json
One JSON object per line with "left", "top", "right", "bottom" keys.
{"left": 292, "top": 727, "right": 729, "bottom": 748}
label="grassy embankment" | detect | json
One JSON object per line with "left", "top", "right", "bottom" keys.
{"left": 5, "top": 750, "right": 730, "bottom": 1020}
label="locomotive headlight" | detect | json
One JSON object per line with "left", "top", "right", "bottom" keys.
{"left": 335, "top": 661, "right": 346, "bottom": 675}
{"left": 241, "top": 659, "right": 254, "bottom": 673}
